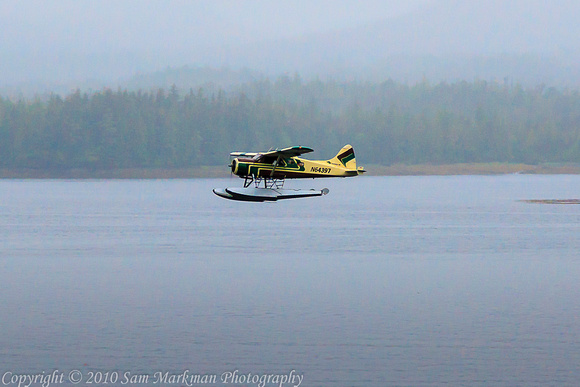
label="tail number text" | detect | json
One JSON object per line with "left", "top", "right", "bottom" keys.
{"left": 311, "top": 167, "right": 331, "bottom": 174}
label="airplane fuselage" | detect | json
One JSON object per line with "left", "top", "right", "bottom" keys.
{"left": 231, "top": 156, "right": 360, "bottom": 179}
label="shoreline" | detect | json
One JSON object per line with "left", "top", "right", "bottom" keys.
{"left": 366, "top": 163, "right": 580, "bottom": 176}
{"left": 2, "top": 163, "right": 580, "bottom": 179}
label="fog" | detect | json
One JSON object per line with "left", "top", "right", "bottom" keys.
{"left": 1, "top": 0, "right": 579, "bottom": 93}
{"left": 1, "top": 0, "right": 432, "bottom": 50}
{"left": 0, "top": 1, "right": 431, "bottom": 84}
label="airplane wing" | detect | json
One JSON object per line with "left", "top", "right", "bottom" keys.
{"left": 230, "top": 146, "right": 313, "bottom": 158}
{"left": 262, "top": 146, "right": 314, "bottom": 158}
{"left": 230, "top": 152, "right": 259, "bottom": 157}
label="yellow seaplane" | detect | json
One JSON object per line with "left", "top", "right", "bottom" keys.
{"left": 213, "top": 144, "right": 365, "bottom": 202}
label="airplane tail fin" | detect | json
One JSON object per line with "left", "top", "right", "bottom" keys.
{"left": 331, "top": 144, "right": 356, "bottom": 169}
{"left": 329, "top": 145, "right": 365, "bottom": 173}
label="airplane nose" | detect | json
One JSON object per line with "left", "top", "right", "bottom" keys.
{"left": 231, "top": 159, "right": 238, "bottom": 174}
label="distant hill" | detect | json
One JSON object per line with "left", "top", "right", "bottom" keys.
{"left": 123, "top": 66, "right": 263, "bottom": 93}
{"left": 0, "top": 0, "right": 417, "bottom": 88}
{"left": 2, "top": 0, "right": 580, "bottom": 94}
{"left": 348, "top": 0, "right": 580, "bottom": 55}
{"left": 217, "top": 0, "right": 580, "bottom": 85}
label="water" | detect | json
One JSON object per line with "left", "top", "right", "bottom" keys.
{"left": 1, "top": 175, "right": 580, "bottom": 386}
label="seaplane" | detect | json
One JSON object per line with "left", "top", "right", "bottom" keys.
{"left": 213, "top": 144, "right": 365, "bottom": 202}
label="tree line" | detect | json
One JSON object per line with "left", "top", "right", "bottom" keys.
{"left": 1, "top": 77, "right": 580, "bottom": 170}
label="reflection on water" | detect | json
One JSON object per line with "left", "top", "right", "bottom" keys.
{"left": 1, "top": 176, "right": 580, "bottom": 386}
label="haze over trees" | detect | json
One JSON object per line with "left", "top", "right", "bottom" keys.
{"left": 1, "top": 77, "right": 579, "bottom": 170}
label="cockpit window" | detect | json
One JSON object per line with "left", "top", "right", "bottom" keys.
{"left": 253, "top": 154, "right": 278, "bottom": 164}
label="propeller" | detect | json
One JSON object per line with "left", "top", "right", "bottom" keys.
{"left": 228, "top": 154, "right": 235, "bottom": 179}
{"left": 270, "top": 155, "right": 282, "bottom": 177}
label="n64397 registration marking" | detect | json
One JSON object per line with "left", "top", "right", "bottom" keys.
{"left": 311, "top": 166, "right": 331, "bottom": 173}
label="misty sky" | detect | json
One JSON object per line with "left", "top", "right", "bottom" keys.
{"left": 2, "top": 0, "right": 579, "bottom": 89}
{"left": 1, "top": 0, "right": 434, "bottom": 52}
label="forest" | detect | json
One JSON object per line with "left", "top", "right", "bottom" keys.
{"left": 1, "top": 76, "right": 580, "bottom": 171}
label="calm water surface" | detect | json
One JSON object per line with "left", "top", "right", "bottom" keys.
{"left": 1, "top": 175, "right": 580, "bottom": 386}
